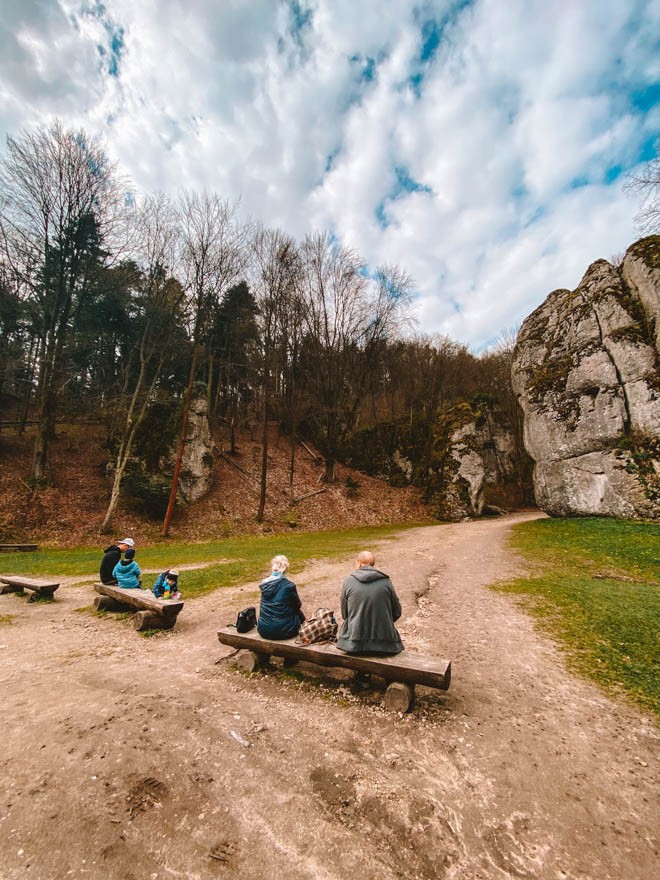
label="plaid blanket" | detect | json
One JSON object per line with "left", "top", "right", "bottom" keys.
{"left": 297, "top": 608, "right": 338, "bottom": 644}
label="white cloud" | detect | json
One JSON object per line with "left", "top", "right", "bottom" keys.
{"left": 0, "top": 0, "right": 655, "bottom": 349}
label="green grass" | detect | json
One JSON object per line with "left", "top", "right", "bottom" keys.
{"left": 0, "top": 522, "right": 422, "bottom": 600}
{"left": 494, "top": 517, "right": 660, "bottom": 717}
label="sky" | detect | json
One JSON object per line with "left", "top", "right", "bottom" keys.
{"left": 0, "top": 0, "right": 658, "bottom": 350}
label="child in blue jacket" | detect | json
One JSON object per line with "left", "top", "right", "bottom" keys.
{"left": 112, "top": 548, "right": 142, "bottom": 589}
{"left": 152, "top": 568, "right": 180, "bottom": 599}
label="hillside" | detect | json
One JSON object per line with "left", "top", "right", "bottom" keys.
{"left": 0, "top": 423, "right": 430, "bottom": 546}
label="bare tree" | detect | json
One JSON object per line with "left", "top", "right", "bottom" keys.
{"left": 625, "top": 151, "right": 660, "bottom": 234}
{"left": 0, "top": 120, "right": 132, "bottom": 484}
{"left": 101, "top": 194, "right": 184, "bottom": 532}
{"left": 298, "top": 232, "right": 412, "bottom": 481}
{"left": 162, "top": 191, "right": 247, "bottom": 536}
{"left": 249, "top": 226, "right": 301, "bottom": 521}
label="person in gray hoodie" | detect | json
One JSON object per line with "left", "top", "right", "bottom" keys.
{"left": 336, "top": 551, "right": 403, "bottom": 655}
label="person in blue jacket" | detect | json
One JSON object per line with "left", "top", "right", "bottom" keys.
{"left": 152, "top": 568, "right": 180, "bottom": 599}
{"left": 112, "top": 547, "right": 142, "bottom": 589}
{"left": 257, "top": 555, "right": 304, "bottom": 640}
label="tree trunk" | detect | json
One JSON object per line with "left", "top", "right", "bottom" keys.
{"left": 230, "top": 413, "right": 236, "bottom": 456}
{"left": 101, "top": 347, "right": 165, "bottom": 534}
{"left": 162, "top": 348, "right": 197, "bottom": 537}
{"left": 323, "top": 456, "right": 336, "bottom": 483}
{"left": 16, "top": 337, "right": 38, "bottom": 436}
{"left": 289, "top": 431, "right": 296, "bottom": 494}
{"left": 30, "top": 354, "right": 55, "bottom": 486}
{"left": 206, "top": 352, "right": 214, "bottom": 419}
{"left": 257, "top": 385, "right": 268, "bottom": 522}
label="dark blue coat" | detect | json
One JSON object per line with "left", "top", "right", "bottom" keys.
{"left": 257, "top": 574, "right": 302, "bottom": 640}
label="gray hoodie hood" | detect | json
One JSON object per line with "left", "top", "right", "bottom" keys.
{"left": 351, "top": 566, "right": 388, "bottom": 583}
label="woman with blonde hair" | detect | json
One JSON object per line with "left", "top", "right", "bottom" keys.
{"left": 257, "top": 554, "right": 305, "bottom": 639}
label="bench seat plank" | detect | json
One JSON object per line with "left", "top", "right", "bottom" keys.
{"left": 94, "top": 583, "right": 183, "bottom": 621}
{"left": 217, "top": 626, "right": 451, "bottom": 690}
{"left": 0, "top": 574, "right": 59, "bottom": 596}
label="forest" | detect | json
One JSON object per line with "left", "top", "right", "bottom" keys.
{"left": 0, "top": 121, "right": 530, "bottom": 534}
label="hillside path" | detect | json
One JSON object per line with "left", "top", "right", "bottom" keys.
{"left": 0, "top": 512, "right": 657, "bottom": 879}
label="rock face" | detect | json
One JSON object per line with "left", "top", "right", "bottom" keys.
{"left": 178, "top": 397, "right": 214, "bottom": 503}
{"left": 512, "top": 236, "right": 660, "bottom": 520}
{"left": 428, "top": 405, "right": 520, "bottom": 521}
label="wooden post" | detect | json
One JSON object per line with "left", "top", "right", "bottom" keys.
{"left": 383, "top": 681, "right": 415, "bottom": 713}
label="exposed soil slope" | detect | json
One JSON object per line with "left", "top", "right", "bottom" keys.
{"left": 0, "top": 424, "right": 429, "bottom": 545}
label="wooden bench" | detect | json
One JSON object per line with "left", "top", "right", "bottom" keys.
{"left": 94, "top": 583, "right": 184, "bottom": 631}
{"left": 0, "top": 574, "right": 59, "bottom": 601}
{"left": 216, "top": 627, "right": 451, "bottom": 712}
{"left": 0, "top": 544, "right": 38, "bottom": 552}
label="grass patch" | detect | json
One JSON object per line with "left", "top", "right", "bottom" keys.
{"left": 0, "top": 522, "right": 423, "bottom": 600}
{"left": 494, "top": 517, "right": 660, "bottom": 717}
{"left": 0, "top": 613, "right": 15, "bottom": 625}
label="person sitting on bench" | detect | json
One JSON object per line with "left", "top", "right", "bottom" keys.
{"left": 112, "top": 547, "right": 142, "bottom": 589}
{"left": 257, "top": 555, "right": 305, "bottom": 640}
{"left": 100, "top": 537, "right": 135, "bottom": 585}
{"left": 336, "top": 550, "right": 403, "bottom": 686}
{"left": 152, "top": 568, "right": 180, "bottom": 599}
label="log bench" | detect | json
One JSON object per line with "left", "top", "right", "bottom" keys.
{"left": 217, "top": 626, "right": 451, "bottom": 712}
{"left": 0, "top": 574, "right": 59, "bottom": 601}
{"left": 0, "top": 544, "right": 38, "bottom": 552}
{"left": 93, "top": 583, "right": 184, "bottom": 631}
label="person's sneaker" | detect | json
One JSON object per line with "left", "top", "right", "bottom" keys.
{"left": 354, "top": 671, "right": 371, "bottom": 690}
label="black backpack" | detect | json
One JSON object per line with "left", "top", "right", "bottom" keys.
{"left": 236, "top": 606, "right": 257, "bottom": 633}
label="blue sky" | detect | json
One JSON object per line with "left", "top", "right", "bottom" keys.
{"left": 0, "top": 0, "right": 658, "bottom": 349}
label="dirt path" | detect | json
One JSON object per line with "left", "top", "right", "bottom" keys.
{"left": 0, "top": 513, "right": 657, "bottom": 879}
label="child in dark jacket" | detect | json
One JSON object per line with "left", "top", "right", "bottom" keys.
{"left": 112, "top": 548, "right": 142, "bottom": 589}
{"left": 152, "top": 568, "right": 180, "bottom": 599}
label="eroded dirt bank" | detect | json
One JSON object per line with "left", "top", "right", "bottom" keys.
{"left": 1, "top": 513, "right": 657, "bottom": 879}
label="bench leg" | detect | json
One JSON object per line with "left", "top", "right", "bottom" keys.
{"left": 0, "top": 583, "right": 23, "bottom": 596}
{"left": 132, "top": 611, "right": 173, "bottom": 631}
{"left": 236, "top": 649, "right": 269, "bottom": 673}
{"left": 383, "top": 681, "right": 415, "bottom": 713}
{"left": 28, "top": 588, "right": 56, "bottom": 602}
{"left": 94, "top": 596, "right": 127, "bottom": 612}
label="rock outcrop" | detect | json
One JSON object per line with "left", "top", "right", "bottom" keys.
{"left": 178, "top": 397, "right": 214, "bottom": 503}
{"left": 512, "top": 235, "right": 660, "bottom": 519}
{"left": 414, "top": 403, "right": 522, "bottom": 521}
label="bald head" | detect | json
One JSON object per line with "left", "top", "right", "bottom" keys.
{"left": 356, "top": 550, "right": 375, "bottom": 567}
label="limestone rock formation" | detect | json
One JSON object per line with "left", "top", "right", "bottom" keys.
{"left": 512, "top": 235, "right": 660, "bottom": 519}
{"left": 439, "top": 418, "right": 486, "bottom": 521}
{"left": 178, "top": 397, "right": 214, "bottom": 503}
{"left": 427, "top": 405, "right": 520, "bottom": 521}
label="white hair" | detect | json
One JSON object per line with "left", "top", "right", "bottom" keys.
{"left": 270, "top": 554, "right": 289, "bottom": 573}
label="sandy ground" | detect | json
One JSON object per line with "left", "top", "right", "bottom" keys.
{"left": 0, "top": 512, "right": 657, "bottom": 880}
